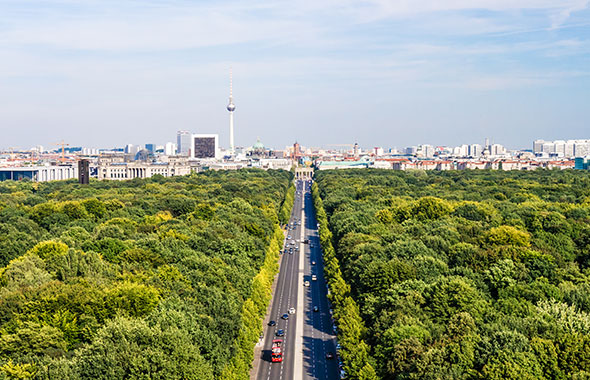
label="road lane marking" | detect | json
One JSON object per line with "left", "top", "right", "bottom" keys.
{"left": 293, "top": 181, "right": 305, "bottom": 380}
{"left": 259, "top": 190, "right": 300, "bottom": 380}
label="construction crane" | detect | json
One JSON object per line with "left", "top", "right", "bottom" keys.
{"left": 53, "top": 140, "right": 70, "bottom": 163}
{"left": 6, "top": 147, "right": 19, "bottom": 161}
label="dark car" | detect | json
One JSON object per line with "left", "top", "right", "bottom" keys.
{"left": 313, "top": 306, "right": 319, "bottom": 312}
{"left": 326, "top": 352, "right": 335, "bottom": 360}
{"left": 268, "top": 320, "right": 276, "bottom": 326}
{"left": 281, "top": 313, "right": 289, "bottom": 320}
{"left": 275, "top": 329, "right": 285, "bottom": 337}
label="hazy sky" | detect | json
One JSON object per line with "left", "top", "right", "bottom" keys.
{"left": 1, "top": 0, "right": 589, "bottom": 151}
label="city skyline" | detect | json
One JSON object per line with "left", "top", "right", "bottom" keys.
{"left": 1, "top": 1, "right": 589, "bottom": 150}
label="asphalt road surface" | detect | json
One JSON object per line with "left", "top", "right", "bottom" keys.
{"left": 255, "top": 179, "right": 340, "bottom": 380}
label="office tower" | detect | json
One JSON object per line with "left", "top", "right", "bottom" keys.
{"left": 421, "top": 144, "right": 435, "bottom": 158}
{"left": 191, "top": 134, "right": 219, "bottom": 159}
{"left": 470, "top": 144, "right": 482, "bottom": 157}
{"left": 164, "top": 142, "right": 177, "bottom": 156}
{"left": 177, "top": 131, "right": 191, "bottom": 155}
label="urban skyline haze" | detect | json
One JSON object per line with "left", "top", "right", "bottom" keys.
{"left": 1, "top": 0, "right": 589, "bottom": 151}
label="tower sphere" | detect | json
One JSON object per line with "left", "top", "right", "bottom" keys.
{"left": 227, "top": 103, "right": 236, "bottom": 112}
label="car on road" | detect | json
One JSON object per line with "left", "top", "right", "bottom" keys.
{"left": 311, "top": 261, "right": 316, "bottom": 265}
{"left": 288, "top": 307, "right": 296, "bottom": 314}
{"left": 287, "top": 235, "right": 292, "bottom": 240}
{"left": 313, "top": 306, "right": 319, "bottom": 312}
{"left": 326, "top": 352, "right": 335, "bottom": 360}
{"left": 304, "top": 281, "right": 310, "bottom": 287}
{"left": 281, "top": 313, "right": 289, "bottom": 320}
{"left": 275, "top": 329, "right": 285, "bottom": 337}
{"left": 312, "top": 274, "right": 317, "bottom": 281}
{"left": 268, "top": 320, "right": 276, "bottom": 326}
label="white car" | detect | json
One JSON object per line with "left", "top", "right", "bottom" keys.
{"left": 304, "top": 281, "right": 310, "bottom": 287}
{"left": 311, "top": 261, "right": 316, "bottom": 265}
{"left": 288, "top": 307, "right": 296, "bottom": 314}
{"left": 312, "top": 274, "right": 317, "bottom": 281}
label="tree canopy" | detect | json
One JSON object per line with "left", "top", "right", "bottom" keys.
{"left": 0, "top": 169, "right": 292, "bottom": 379}
{"left": 315, "top": 169, "right": 590, "bottom": 379}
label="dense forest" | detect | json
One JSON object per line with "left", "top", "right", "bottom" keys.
{"left": 0, "top": 169, "right": 293, "bottom": 379}
{"left": 315, "top": 169, "right": 590, "bottom": 380}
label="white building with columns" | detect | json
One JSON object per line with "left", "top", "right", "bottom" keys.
{"left": 0, "top": 165, "right": 78, "bottom": 182}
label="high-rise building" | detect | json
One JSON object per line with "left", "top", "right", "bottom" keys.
{"left": 542, "top": 142, "right": 555, "bottom": 154}
{"left": 469, "top": 144, "right": 482, "bottom": 157}
{"left": 457, "top": 144, "right": 469, "bottom": 157}
{"left": 191, "top": 134, "right": 219, "bottom": 159}
{"left": 553, "top": 140, "right": 566, "bottom": 155}
{"left": 420, "top": 144, "right": 435, "bottom": 158}
{"left": 177, "top": 131, "right": 191, "bottom": 155}
{"left": 490, "top": 144, "right": 505, "bottom": 156}
{"left": 164, "top": 142, "right": 177, "bottom": 156}
{"left": 575, "top": 141, "right": 590, "bottom": 157}
{"left": 227, "top": 69, "right": 236, "bottom": 154}
{"left": 145, "top": 143, "right": 156, "bottom": 153}
{"left": 533, "top": 139, "right": 589, "bottom": 157}
{"left": 565, "top": 141, "right": 575, "bottom": 157}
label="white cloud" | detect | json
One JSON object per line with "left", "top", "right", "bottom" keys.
{"left": 0, "top": 0, "right": 588, "bottom": 149}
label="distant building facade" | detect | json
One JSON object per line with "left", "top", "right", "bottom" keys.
{"left": 534, "top": 139, "right": 590, "bottom": 157}
{"left": 575, "top": 157, "right": 590, "bottom": 170}
{"left": 97, "top": 159, "right": 193, "bottom": 180}
{"left": 164, "top": 142, "right": 177, "bottom": 156}
{"left": 177, "top": 131, "right": 191, "bottom": 155}
{"left": 191, "top": 134, "right": 219, "bottom": 159}
{"left": 0, "top": 165, "right": 78, "bottom": 182}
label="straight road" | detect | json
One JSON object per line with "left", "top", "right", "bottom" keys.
{"left": 254, "top": 179, "right": 340, "bottom": 380}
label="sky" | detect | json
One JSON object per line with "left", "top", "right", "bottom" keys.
{"left": 0, "top": 0, "right": 589, "bottom": 151}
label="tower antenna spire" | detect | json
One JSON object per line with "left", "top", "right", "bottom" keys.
{"left": 227, "top": 67, "right": 236, "bottom": 154}
{"left": 230, "top": 67, "right": 233, "bottom": 98}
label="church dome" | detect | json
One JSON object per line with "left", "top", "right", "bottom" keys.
{"left": 253, "top": 138, "right": 264, "bottom": 150}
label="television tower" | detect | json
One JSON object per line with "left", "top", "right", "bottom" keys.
{"left": 227, "top": 69, "right": 236, "bottom": 154}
